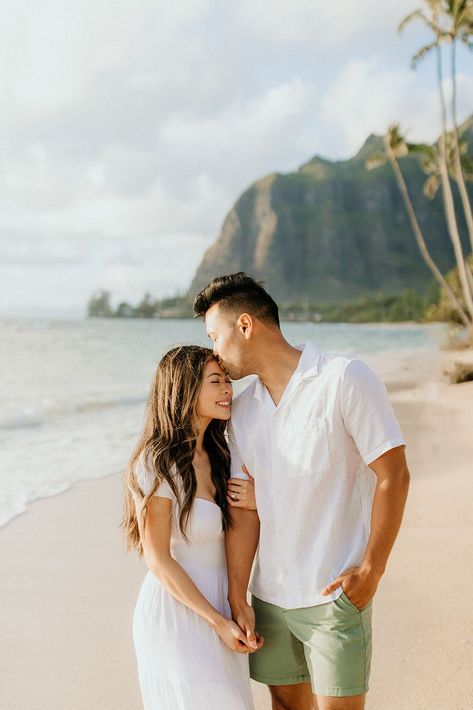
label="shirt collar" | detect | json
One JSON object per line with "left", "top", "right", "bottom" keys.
{"left": 296, "top": 341, "right": 322, "bottom": 379}
{"left": 253, "top": 341, "right": 322, "bottom": 404}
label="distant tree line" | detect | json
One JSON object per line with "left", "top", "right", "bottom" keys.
{"left": 87, "top": 290, "right": 193, "bottom": 319}
{"left": 87, "top": 281, "right": 462, "bottom": 324}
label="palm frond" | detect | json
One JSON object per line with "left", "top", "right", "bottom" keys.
{"left": 399, "top": 8, "right": 443, "bottom": 35}
{"left": 385, "top": 124, "right": 409, "bottom": 157}
{"left": 398, "top": 9, "right": 425, "bottom": 33}
{"left": 459, "top": 36, "right": 473, "bottom": 48}
{"left": 411, "top": 40, "right": 438, "bottom": 67}
{"left": 365, "top": 154, "right": 387, "bottom": 170}
{"left": 423, "top": 174, "right": 441, "bottom": 199}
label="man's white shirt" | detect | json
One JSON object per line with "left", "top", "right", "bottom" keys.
{"left": 227, "top": 341, "right": 406, "bottom": 609}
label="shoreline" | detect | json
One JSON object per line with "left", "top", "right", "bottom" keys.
{"left": 0, "top": 336, "right": 451, "bottom": 532}
{"left": 1, "top": 349, "right": 472, "bottom": 709}
{"left": 0, "top": 313, "right": 455, "bottom": 327}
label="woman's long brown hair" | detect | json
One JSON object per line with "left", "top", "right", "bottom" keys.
{"left": 122, "top": 345, "right": 231, "bottom": 555}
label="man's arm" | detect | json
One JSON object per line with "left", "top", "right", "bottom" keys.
{"left": 322, "top": 445, "right": 410, "bottom": 608}
{"left": 226, "top": 506, "right": 261, "bottom": 649}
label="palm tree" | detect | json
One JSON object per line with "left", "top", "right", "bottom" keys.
{"left": 400, "top": 0, "right": 473, "bottom": 254}
{"left": 445, "top": 1, "right": 473, "bottom": 252}
{"left": 413, "top": 133, "right": 473, "bottom": 291}
{"left": 367, "top": 125, "right": 471, "bottom": 327}
{"left": 399, "top": 0, "right": 473, "bottom": 321}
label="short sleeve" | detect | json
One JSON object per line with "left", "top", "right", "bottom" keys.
{"left": 135, "top": 454, "right": 175, "bottom": 500}
{"left": 341, "top": 360, "right": 406, "bottom": 465}
{"left": 227, "top": 421, "right": 249, "bottom": 481}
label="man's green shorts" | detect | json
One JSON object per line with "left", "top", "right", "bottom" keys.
{"left": 249, "top": 593, "right": 372, "bottom": 697}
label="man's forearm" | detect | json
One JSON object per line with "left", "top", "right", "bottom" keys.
{"left": 226, "top": 508, "right": 260, "bottom": 610}
{"left": 362, "top": 453, "right": 410, "bottom": 577}
{"left": 322, "top": 447, "right": 410, "bottom": 605}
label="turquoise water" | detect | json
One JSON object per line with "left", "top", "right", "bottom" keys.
{"left": 0, "top": 318, "right": 446, "bottom": 526}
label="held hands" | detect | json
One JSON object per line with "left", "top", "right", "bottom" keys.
{"left": 214, "top": 614, "right": 263, "bottom": 654}
{"left": 227, "top": 465, "right": 257, "bottom": 510}
{"left": 231, "top": 602, "right": 264, "bottom": 653}
{"left": 321, "top": 564, "right": 381, "bottom": 610}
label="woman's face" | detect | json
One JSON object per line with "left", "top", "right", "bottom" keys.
{"left": 196, "top": 359, "right": 232, "bottom": 422}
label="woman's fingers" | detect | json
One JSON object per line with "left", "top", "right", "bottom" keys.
{"left": 228, "top": 474, "right": 256, "bottom": 509}
{"left": 228, "top": 479, "right": 247, "bottom": 492}
{"left": 228, "top": 479, "right": 248, "bottom": 499}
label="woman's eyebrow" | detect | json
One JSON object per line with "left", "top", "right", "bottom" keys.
{"left": 206, "top": 371, "right": 225, "bottom": 378}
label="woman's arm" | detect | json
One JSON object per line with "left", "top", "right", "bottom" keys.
{"left": 141, "top": 495, "right": 253, "bottom": 654}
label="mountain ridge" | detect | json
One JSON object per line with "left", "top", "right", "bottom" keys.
{"left": 189, "top": 121, "right": 473, "bottom": 303}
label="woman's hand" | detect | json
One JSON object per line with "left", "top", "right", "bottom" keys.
{"left": 214, "top": 616, "right": 261, "bottom": 654}
{"left": 227, "top": 465, "right": 256, "bottom": 510}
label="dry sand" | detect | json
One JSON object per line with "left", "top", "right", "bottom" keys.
{"left": 1, "top": 349, "right": 472, "bottom": 710}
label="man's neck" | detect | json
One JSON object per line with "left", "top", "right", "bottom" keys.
{"left": 255, "top": 341, "right": 303, "bottom": 407}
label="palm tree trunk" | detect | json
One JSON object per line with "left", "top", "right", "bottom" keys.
{"left": 436, "top": 41, "right": 473, "bottom": 318}
{"left": 384, "top": 136, "right": 470, "bottom": 327}
{"left": 467, "top": 261, "right": 473, "bottom": 293}
{"left": 450, "top": 38, "right": 473, "bottom": 254}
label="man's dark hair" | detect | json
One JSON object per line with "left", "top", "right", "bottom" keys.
{"left": 193, "top": 272, "right": 280, "bottom": 327}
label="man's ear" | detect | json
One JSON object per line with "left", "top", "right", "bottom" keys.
{"left": 238, "top": 312, "right": 253, "bottom": 337}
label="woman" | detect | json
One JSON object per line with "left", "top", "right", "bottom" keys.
{"left": 122, "top": 345, "right": 260, "bottom": 710}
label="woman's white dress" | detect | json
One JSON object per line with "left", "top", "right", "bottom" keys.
{"left": 133, "top": 462, "right": 254, "bottom": 710}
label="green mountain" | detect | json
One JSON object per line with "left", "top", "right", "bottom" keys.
{"left": 189, "top": 121, "right": 473, "bottom": 304}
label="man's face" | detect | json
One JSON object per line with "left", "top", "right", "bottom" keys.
{"left": 205, "top": 303, "right": 248, "bottom": 380}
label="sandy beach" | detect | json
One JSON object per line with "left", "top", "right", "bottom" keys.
{"left": 1, "top": 348, "right": 472, "bottom": 710}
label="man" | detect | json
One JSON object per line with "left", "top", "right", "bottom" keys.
{"left": 193, "top": 273, "right": 410, "bottom": 710}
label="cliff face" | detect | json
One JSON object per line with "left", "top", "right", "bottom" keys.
{"left": 190, "top": 128, "right": 472, "bottom": 303}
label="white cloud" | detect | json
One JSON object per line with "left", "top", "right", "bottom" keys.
{"left": 158, "top": 79, "right": 317, "bottom": 189}
{"left": 319, "top": 58, "right": 473, "bottom": 158}
{"left": 236, "top": 0, "right": 418, "bottom": 49}
{"left": 0, "top": 0, "right": 471, "bottom": 314}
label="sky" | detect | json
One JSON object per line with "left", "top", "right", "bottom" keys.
{"left": 1, "top": 0, "right": 473, "bottom": 316}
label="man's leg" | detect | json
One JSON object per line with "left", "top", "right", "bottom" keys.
{"left": 314, "top": 693, "right": 364, "bottom": 710}
{"left": 249, "top": 597, "right": 312, "bottom": 705}
{"left": 269, "top": 682, "right": 315, "bottom": 710}
{"left": 285, "top": 594, "right": 372, "bottom": 705}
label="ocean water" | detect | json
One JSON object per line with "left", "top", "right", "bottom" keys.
{"left": 0, "top": 317, "right": 446, "bottom": 527}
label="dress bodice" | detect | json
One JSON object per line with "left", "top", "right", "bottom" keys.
{"left": 135, "top": 456, "right": 226, "bottom": 572}
{"left": 169, "top": 498, "right": 226, "bottom": 571}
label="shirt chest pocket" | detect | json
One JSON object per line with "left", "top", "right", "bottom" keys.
{"left": 277, "top": 416, "right": 331, "bottom": 478}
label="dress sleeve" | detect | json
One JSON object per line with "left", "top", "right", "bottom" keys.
{"left": 341, "top": 359, "right": 406, "bottom": 466}
{"left": 135, "top": 454, "right": 175, "bottom": 500}
{"left": 227, "top": 421, "right": 249, "bottom": 481}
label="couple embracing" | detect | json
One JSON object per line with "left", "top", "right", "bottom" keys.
{"left": 123, "top": 273, "right": 410, "bottom": 710}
